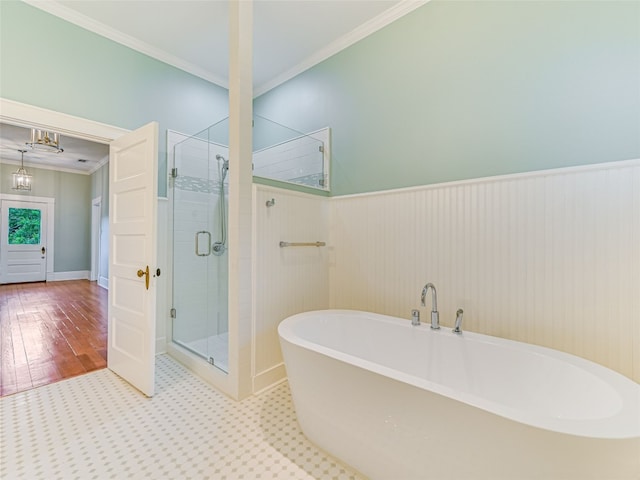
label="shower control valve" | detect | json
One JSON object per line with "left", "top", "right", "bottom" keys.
{"left": 212, "top": 242, "right": 226, "bottom": 256}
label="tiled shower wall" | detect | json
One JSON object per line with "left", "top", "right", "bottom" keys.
{"left": 329, "top": 159, "right": 640, "bottom": 383}
{"left": 172, "top": 138, "right": 229, "bottom": 345}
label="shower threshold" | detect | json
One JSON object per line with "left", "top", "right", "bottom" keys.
{"left": 174, "top": 332, "right": 229, "bottom": 373}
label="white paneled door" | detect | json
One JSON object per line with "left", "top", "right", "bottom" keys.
{"left": 0, "top": 200, "right": 47, "bottom": 284}
{"left": 108, "top": 122, "right": 158, "bottom": 397}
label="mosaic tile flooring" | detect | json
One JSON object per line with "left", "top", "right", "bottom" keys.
{"left": 0, "top": 354, "right": 364, "bottom": 480}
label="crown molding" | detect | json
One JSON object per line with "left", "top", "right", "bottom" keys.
{"left": 22, "top": 0, "right": 229, "bottom": 89}
{"left": 88, "top": 156, "right": 110, "bottom": 175}
{"left": 253, "top": 0, "right": 430, "bottom": 97}
{"left": 23, "top": 0, "right": 428, "bottom": 98}
{"left": 0, "top": 158, "right": 92, "bottom": 175}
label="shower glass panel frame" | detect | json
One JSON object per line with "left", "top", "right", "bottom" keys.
{"left": 253, "top": 114, "right": 329, "bottom": 191}
{"left": 171, "top": 118, "right": 229, "bottom": 373}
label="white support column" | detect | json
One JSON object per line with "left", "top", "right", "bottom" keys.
{"left": 227, "top": 0, "right": 253, "bottom": 400}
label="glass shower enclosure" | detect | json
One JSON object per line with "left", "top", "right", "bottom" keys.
{"left": 170, "top": 114, "right": 328, "bottom": 376}
{"left": 171, "top": 119, "right": 230, "bottom": 373}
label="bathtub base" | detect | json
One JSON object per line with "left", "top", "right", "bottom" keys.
{"left": 282, "top": 340, "right": 640, "bottom": 480}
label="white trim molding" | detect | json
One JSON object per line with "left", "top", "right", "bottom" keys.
{"left": 90, "top": 196, "right": 102, "bottom": 282}
{"left": 21, "top": 1, "right": 229, "bottom": 89}
{"left": 0, "top": 98, "right": 129, "bottom": 144}
{"left": 98, "top": 276, "right": 109, "bottom": 290}
{"left": 333, "top": 158, "right": 640, "bottom": 200}
{"left": 0, "top": 158, "right": 100, "bottom": 176}
{"left": 254, "top": 0, "right": 430, "bottom": 96}
{"left": 20, "top": 1, "right": 429, "bottom": 97}
{"left": 47, "top": 270, "right": 90, "bottom": 282}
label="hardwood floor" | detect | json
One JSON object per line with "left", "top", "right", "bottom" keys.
{"left": 0, "top": 280, "right": 107, "bottom": 397}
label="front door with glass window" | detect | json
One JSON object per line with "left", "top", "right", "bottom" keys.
{"left": 0, "top": 200, "right": 47, "bottom": 284}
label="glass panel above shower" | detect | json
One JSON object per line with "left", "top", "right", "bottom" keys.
{"left": 253, "top": 115, "right": 330, "bottom": 191}
{"left": 179, "top": 115, "right": 330, "bottom": 192}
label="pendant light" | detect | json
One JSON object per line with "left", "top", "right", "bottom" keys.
{"left": 12, "top": 149, "right": 33, "bottom": 191}
{"left": 26, "top": 129, "right": 64, "bottom": 153}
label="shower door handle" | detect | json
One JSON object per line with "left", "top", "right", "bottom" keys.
{"left": 195, "top": 231, "right": 211, "bottom": 256}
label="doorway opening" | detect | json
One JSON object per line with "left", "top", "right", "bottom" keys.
{"left": 0, "top": 99, "right": 126, "bottom": 396}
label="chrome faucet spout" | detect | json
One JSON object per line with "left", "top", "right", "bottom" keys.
{"left": 420, "top": 283, "right": 439, "bottom": 329}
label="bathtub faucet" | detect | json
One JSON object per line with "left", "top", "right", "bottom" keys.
{"left": 420, "top": 283, "right": 439, "bottom": 330}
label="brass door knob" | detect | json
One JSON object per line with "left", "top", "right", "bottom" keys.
{"left": 137, "top": 265, "right": 150, "bottom": 290}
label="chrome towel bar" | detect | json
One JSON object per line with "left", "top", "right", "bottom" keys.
{"left": 279, "top": 241, "right": 326, "bottom": 248}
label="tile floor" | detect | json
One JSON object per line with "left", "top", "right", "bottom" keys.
{"left": 0, "top": 354, "right": 364, "bottom": 480}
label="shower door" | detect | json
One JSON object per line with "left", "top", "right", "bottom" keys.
{"left": 171, "top": 128, "right": 229, "bottom": 373}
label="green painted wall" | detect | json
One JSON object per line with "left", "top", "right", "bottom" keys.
{"left": 0, "top": 1, "right": 229, "bottom": 197}
{"left": 0, "top": 163, "right": 91, "bottom": 272}
{"left": 3, "top": 1, "right": 637, "bottom": 199}
{"left": 56, "top": 171, "right": 91, "bottom": 271}
{"left": 254, "top": 0, "right": 640, "bottom": 196}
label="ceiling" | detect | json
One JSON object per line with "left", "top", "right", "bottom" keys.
{"left": 27, "top": 0, "right": 425, "bottom": 94}
{"left": 1, "top": 0, "right": 426, "bottom": 173}
{"left": 0, "top": 123, "right": 109, "bottom": 174}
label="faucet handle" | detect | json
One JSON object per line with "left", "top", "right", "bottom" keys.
{"left": 411, "top": 309, "right": 420, "bottom": 326}
{"left": 453, "top": 309, "right": 463, "bottom": 334}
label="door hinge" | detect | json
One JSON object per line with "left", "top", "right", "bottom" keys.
{"left": 318, "top": 145, "right": 324, "bottom": 153}
{"left": 170, "top": 168, "right": 178, "bottom": 178}
{"left": 170, "top": 308, "right": 176, "bottom": 318}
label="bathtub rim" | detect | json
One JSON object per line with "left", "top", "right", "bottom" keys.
{"left": 278, "top": 309, "right": 640, "bottom": 440}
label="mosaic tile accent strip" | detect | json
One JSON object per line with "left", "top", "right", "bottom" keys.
{"left": 0, "top": 354, "right": 364, "bottom": 480}
{"left": 175, "top": 175, "right": 216, "bottom": 193}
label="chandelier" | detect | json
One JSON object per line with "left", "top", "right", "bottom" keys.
{"left": 12, "top": 150, "right": 33, "bottom": 191}
{"left": 26, "top": 129, "right": 64, "bottom": 153}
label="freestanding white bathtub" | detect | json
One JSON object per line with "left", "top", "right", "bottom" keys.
{"left": 278, "top": 310, "right": 640, "bottom": 480}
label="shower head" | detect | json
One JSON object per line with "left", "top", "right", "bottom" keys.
{"left": 216, "top": 153, "right": 229, "bottom": 180}
{"left": 216, "top": 154, "right": 229, "bottom": 170}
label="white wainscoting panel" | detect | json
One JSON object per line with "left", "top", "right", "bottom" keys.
{"left": 330, "top": 160, "right": 640, "bottom": 383}
{"left": 252, "top": 185, "right": 330, "bottom": 391}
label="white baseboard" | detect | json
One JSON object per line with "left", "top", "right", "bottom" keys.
{"left": 47, "top": 270, "right": 90, "bottom": 282}
{"left": 98, "top": 276, "right": 109, "bottom": 290}
{"left": 253, "top": 363, "right": 287, "bottom": 394}
{"left": 156, "top": 336, "right": 167, "bottom": 355}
